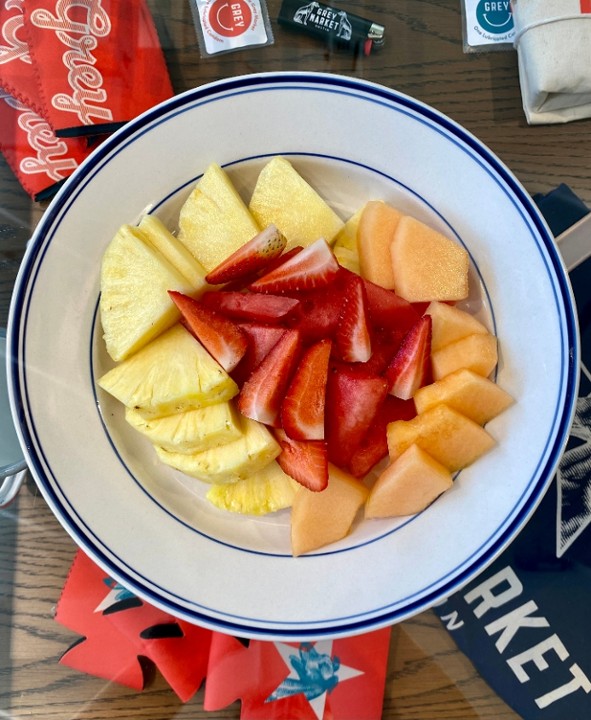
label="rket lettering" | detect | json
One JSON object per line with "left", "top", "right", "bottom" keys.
{"left": 0, "top": 0, "right": 30, "bottom": 65}
{"left": 463, "top": 566, "right": 591, "bottom": 709}
{"left": 1, "top": 92, "right": 78, "bottom": 180}
{"left": 29, "top": 0, "right": 113, "bottom": 124}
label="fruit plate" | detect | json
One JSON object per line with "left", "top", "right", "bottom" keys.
{"left": 7, "top": 72, "right": 579, "bottom": 640}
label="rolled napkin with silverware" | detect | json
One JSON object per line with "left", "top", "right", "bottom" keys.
{"left": 513, "top": 0, "right": 591, "bottom": 124}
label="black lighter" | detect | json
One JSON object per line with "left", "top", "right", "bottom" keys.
{"left": 278, "top": 0, "right": 385, "bottom": 55}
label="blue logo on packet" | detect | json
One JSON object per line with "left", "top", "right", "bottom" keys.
{"left": 476, "top": 0, "right": 514, "bottom": 34}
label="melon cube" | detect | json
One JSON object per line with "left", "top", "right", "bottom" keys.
{"left": 365, "top": 444, "right": 453, "bottom": 518}
{"left": 291, "top": 464, "right": 369, "bottom": 556}
{"left": 425, "top": 301, "right": 488, "bottom": 352}
{"left": 386, "top": 403, "right": 495, "bottom": 472}
{"left": 177, "top": 163, "right": 260, "bottom": 272}
{"left": 390, "top": 216, "right": 469, "bottom": 302}
{"left": 431, "top": 333, "right": 498, "bottom": 381}
{"left": 357, "top": 200, "right": 402, "bottom": 289}
{"left": 414, "top": 368, "right": 514, "bottom": 425}
{"left": 248, "top": 157, "right": 344, "bottom": 249}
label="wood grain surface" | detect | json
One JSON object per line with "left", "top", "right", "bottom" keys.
{"left": 2, "top": 0, "right": 590, "bottom": 717}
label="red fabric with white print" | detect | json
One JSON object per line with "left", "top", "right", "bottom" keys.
{"left": 21, "top": 0, "right": 173, "bottom": 136}
{"left": 56, "top": 549, "right": 392, "bottom": 718}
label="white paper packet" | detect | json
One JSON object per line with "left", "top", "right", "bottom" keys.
{"left": 513, "top": 0, "right": 591, "bottom": 123}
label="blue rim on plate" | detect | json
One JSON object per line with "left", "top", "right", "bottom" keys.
{"left": 6, "top": 72, "right": 579, "bottom": 639}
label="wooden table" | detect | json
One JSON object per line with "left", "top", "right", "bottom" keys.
{"left": 2, "top": 1, "right": 589, "bottom": 717}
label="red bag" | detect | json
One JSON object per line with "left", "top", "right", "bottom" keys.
{"left": 0, "top": 88, "right": 91, "bottom": 198}
{"left": 22, "top": 0, "right": 173, "bottom": 136}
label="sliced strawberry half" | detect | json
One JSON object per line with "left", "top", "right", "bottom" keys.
{"left": 348, "top": 395, "right": 416, "bottom": 478}
{"left": 281, "top": 339, "right": 332, "bottom": 441}
{"left": 275, "top": 428, "right": 328, "bottom": 492}
{"left": 168, "top": 291, "right": 248, "bottom": 372}
{"left": 249, "top": 237, "right": 340, "bottom": 293}
{"left": 363, "top": 278, "right": 421, "bottom": 333}
{"left": 285, "top": 275, "right": 348, "bottom": 344}
{"left": 335, "top": 274, "right": 372, "bottom": 363}
{"left": 237, "top": 329, "right": 301, "bottom": 426}
{"left": 385, "top": 314, "right": 432, "bottom": 400}
{"left": 201, "top": 290, "right": 300, "bottom": 323}
{"left": 232, "top": 322, "right": 286, "bottom": 385}
{"left": 325, "top": 366, "right": 389, "bottom": 468}
{"left": 205, "top": 225, "right": 287, "bottom": 285}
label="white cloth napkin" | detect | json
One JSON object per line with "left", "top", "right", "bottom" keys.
{"left": 513, "top": 0, "right": 591, "bottom": 123}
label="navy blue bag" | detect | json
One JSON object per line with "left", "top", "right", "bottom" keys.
{"left": 434, "top": 185, "right": 591, "bottom": 719}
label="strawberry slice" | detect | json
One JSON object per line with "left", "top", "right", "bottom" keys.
{"left": 232, "top": 322, "right": 286, "bottom": 385}
{"left": 385, "top": 314, "right": 432, "bottom": 400}
{"left": 363, "top": 278, "right": 420, "bottom": 333}
{"left": 205, "top": 225, "right": 287, "bottom": 285}
{"left": 335, "top": 274, "right": 372, "bottom": 363}
{"left": 275, "top": 428, "right": 328, "bottom": 492}
{"left": 201, "top": 290, "right": 300, "bottom": 323}
{"left": 348, "top": 395, "right": 416, "bottom": 478}
{"left": 249, "top": 237, "right": 340, "bottom": 293}
{"left": 237, "top": 329, "right": 302, "bottom": 426}
{"left": 325, "top": 366, "right": 389, "bottom": 468}
{"left": 285, "top": 276, "right": 348, "bottom": 344}
{"left": 168, "top": 291, "right": 248, "bottom": 372}
{"left": 281, "top": 339, "right": 332, "bottom": 441}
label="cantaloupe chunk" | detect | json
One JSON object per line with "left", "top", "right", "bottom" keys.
{"left": 357, "top": 200, "right": 403, "bottom": 289}
{"left": 291, "top": 464, "right": 369, "bottom": 556}
{"left": 390, "top": 216, "right": 469, "bottom": 302}
{"left": 431, "top": 333, "right": 498, "bottom": 381}
{"left": 365, "top": 444, "right": 453, "bottom": 518}
{"left": 387, "top": 404, "right": 495, "bottom": 472}
{"left": 425, "top": 301, "right": 488, "bottom": 351}
{"left": 248, "top": 157, "right": 344, "bottom": 249}
{"left": 177, "top": 163, "right": 260, "bottom": 272}
{"left": 414, "top": 369, "right": 514, "bottom": 425}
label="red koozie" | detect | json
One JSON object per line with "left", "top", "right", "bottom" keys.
{"left": 22, "top": 0, "right": 173, "bottom": 137}
{"left": 0, "top": 0, "right": 46, "bottom": 118}
{"left": 0, "top": 88, "right": 90, "bottom": 198}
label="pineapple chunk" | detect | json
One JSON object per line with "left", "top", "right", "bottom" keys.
{"left": 137, "top": 214, "right": 209, "bottom": 288}
{"left": 98, "top": 324, "right": 238, "bottom": 417}
{"left": 99, "top": 224, "right": 197, "bottom": 362}
{"left": 155, "top": 416, "right": 281, "bottom": 484}
{"left": 206, "top": 461, "right": 299, "bottom": 515}
{"left": 291, "top": 464, "right": 368, "bottom": 556}
{"left": 386, "top": 404, "right": 495, "bottom": 472}
{"left": 431, "top": 333, "right": 498, "bottom": 381}
{"left": 333, "top": 207, "right": 363, "bottom": 274}
{"left": 425, "top": 301, "right": 489, "bottom": 352}
{"left": 365, "top": 444, "right": 453, "bottom": 518}
{"left": 125, "top": 401, "right": 242, "bottom": 454}
{"left": 248, "top": 157, "right": 344, "bottom": 249}
{"left": 177, "top": 163, "right": 260, "bottom": 272}
{"left": 390, "top": 216, "right": 469, "bottom": 302}
{"left": 414, "top": 369, "right": 514, "bottom": 425}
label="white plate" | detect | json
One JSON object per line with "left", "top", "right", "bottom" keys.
{"left": 7, "top": 72, "right": 579, "bottom": 640}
